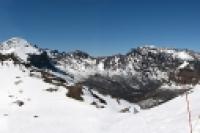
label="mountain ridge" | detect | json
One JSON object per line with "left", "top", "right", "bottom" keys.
{"left": 0, "top": 37, "right": 200, "bottom": 109}
{"left": 1, "top": 37, "right": 199, "bottom": 60}
{"left": 1, "top": 37, "right": 200, "bottom": 133}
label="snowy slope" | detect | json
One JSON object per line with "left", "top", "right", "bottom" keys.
{"left": 173, "top": 51, "right": 194, "bottom": 61}
{"left": 0, "top": 38, "right": 200, "bottom": 133}
{"left": 0, "top": 61, "right": 200, "bottom": 133}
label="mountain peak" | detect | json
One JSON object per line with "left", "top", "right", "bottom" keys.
{"left": 2, "top": 37, "right": 29, "bottom": 45}
{"left": 0, "top": 37, "right": 40, "bottom": 61}
{"left": 69, "top": 50, "right": 91, "bottom": 59}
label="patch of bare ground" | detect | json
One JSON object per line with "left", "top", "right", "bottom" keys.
{"left": 66, "top": 84, "right": 83, "bottom": 101}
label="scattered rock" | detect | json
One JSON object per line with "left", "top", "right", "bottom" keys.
{"left": 120, "top": 107, "right": 130, "bottom": 113}
{"left": 33, "top": 115, "right": 39, "bottom": 118}
{"left": 133, "top": 107, "right": 139, "bottom": 114}
{"left": 13, "top": 100, "right": 24, "bottom": 107}
{"left": 3, "top": 114, "right": 8, "bottom": 116}
{"left": 67, "top": 84, "right": 83, "bottom": 101}
{"left": 91, "top": 102, "right": 104, "bottom": 108}
{"left": 88, "top": 89, "right": 107, "bottom": 105}
{"left": 14, "top": 80, "right": 23, "bottom": 85}
{"left": 8, "top": 95, "right": 14, "bottom": 98}
{"left": 45, "top": 87, "right": 59, "bottom": 92}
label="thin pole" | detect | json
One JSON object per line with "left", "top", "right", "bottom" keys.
{"left": 186, "top": 93, "right": 193, "bottom": 133}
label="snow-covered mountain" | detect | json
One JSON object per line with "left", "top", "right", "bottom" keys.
{"left": 0, "top": 37, "right": 40, "bottom": 61}
{"left": 0, "top": 37, "right": 200, "bottom": 133}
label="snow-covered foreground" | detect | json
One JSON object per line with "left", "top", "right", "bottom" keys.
{"left": 0, "top": 62, "right": 200, "bottom": 133}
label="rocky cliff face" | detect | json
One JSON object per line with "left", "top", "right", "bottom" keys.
{"left": 48, "top": 46, "right": 200, "bottom": 108}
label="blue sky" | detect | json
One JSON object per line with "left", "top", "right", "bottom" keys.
{"left": 0, "top": 0, "right": 200, "bottom": 56}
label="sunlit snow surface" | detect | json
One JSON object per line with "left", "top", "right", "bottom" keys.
{"left": 0, "top": 61, "right": 200, "bottom": 133}
{"left": 173, "top": 51, "right": 194, "bottom": 61}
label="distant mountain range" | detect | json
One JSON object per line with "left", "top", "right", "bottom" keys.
{"left": 0, "top": 37, "right": 200, "bottom": 109}
{"left": 1, "top": 37, "right": 200, "bottom": 133}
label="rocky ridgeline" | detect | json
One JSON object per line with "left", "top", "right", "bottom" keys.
{"left": 1, "top": 38, "right": 200, "bottom": 109}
